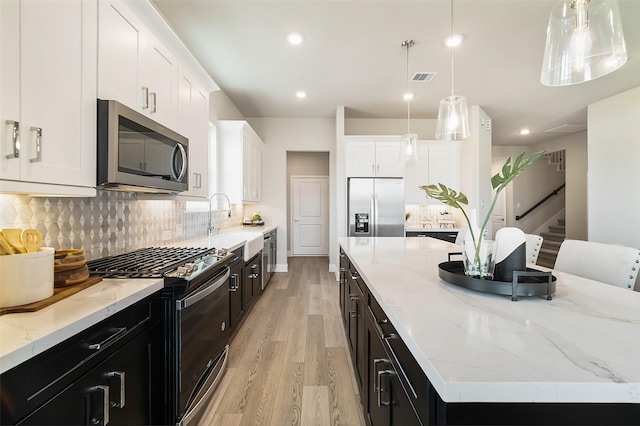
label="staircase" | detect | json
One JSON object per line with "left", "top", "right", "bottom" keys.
{"left": 538, "top": 218, "right": 565, "bottom": 268}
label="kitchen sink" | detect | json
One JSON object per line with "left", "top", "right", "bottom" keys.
{"left": 217, "top": 231, "right": 263, "bottom": 261}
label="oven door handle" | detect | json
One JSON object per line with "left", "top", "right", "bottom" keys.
{"left": 176, "top": 267, "right": 230, "bottom": 310}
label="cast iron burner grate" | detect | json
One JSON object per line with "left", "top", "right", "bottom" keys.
{"left": 87, "top": 247, "right": 216, "bottom": 278}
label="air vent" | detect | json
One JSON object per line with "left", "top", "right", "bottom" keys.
{"left": 544, "top": 124, "right": 586, "bottom": 133}
{"left": 411, "top": 72, "right": 437, "bottom": 82}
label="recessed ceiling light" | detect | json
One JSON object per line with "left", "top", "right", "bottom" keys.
{"left": 444, "top": 34, "right": 464, "bottom": 47}
{"left": 403, "top": 92, "right": 414, "bottom": 101}
{"left": 287, "top": 32, "right": 304, "bottom": 45}
{"left": 296, "top": 91, "right": 306, "bottom": 99}
{"left": 520, "top": 128, "right": 531, "bottom": 135}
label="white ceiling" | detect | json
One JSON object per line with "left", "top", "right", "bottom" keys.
{"left": 151, "top": 0, "right": 640, "bottom": 146}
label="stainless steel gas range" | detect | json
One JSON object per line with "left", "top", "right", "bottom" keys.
{"left": 87, "top": 246, "right": 236, "bottom": 425}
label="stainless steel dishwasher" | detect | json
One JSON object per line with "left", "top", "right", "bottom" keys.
{"left": 262, "top": 233, "right": 272, "bottom": 288}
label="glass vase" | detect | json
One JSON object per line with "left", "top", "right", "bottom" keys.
{"left": 462, "top": 239, "right": 497, "bottom": 280}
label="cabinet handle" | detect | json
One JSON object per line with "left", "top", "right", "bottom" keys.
{"left": 373, "top": 358, "right": 389, "bottom": 393}
{"left": 90, "top": 385, "right": 110, "bottom": 425}
{"left": 249, "top": 264, "right": 259, "bottom": 279}
{"left": 374, "top": 317, "right": 397, "bottom": 341}
{"left": 371, "top": 164, "right": 375, "bottom": 173}
{"left": 4, "top": 120, "right": 19, "bottom": 159}
{"left": 377, "top": 369, "right": 394, "bottom": 407}
{"left": 88, "top": 327, "right": 127, "bottom": 350}
{"left": 349, "top": 294, "right": 358, "bottom": 317}
{"left": 376, "top": 164, "right": 380, "bottom": 172}
{"left": 150, "top": 92, "right": 157, "bottom": 113}
{"left": 142, "top": 87, "right": 149, "bottom": 109}
{"left": 107, "top": 371, "right": 125, "bottom": 408}
{"left": 29, "top": 126, "right": 42, "bottom": 163}
{"left": 229, "top": 273, "right": 239, "bottom": 292}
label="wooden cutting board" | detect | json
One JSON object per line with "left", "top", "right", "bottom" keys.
{"left": 0, "top": 276, "right": 103, "bottom": 316}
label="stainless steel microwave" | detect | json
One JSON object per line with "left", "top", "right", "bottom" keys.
{"left": 97, "top": 99, "right": 188, "bottom": 193}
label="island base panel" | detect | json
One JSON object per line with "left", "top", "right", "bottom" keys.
{"left": 437, "top": 399, "right": 640, "bottom": 425}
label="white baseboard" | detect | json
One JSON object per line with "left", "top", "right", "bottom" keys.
{"left": 273, "top": 263, "right": 288, "bottom": 273}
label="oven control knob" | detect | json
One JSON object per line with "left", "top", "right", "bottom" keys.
{"left": 185, "top": 263, "right": 197, "bottom": 272}
{"left": 176, "top": 266, "right": 189, "bottom": 277}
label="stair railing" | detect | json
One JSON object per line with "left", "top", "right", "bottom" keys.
{"left": 515, "top": 183, "right": 565, "bottom": 221}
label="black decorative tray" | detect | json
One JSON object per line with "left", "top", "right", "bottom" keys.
{"left": 438, "top": 260, "right": 556, "bottom": 301}
{"left": 242, "top": 221, "right": 264, "bottom": 227}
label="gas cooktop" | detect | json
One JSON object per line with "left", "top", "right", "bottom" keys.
{"left": 87, "top": 247, "right": 231, "bottom": 279}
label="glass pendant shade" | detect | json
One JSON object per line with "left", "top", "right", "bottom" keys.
{"left": 402, "top": 133, "right": 419, "bottom": 162}
{"left": 435, "top": 95, "right": 470, "bottom": 141}
{"left": 541, "top": 0, "right": 627, "bottom": 86}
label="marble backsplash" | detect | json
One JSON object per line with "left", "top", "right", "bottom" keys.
{"left": 0, "top": 190, "right": 238, "bottom": 260}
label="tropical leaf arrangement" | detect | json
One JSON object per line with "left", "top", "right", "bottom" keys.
{"left": 420, "top": 150, "right": 546, "bottom": 268}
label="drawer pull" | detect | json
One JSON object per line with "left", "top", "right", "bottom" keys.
{"left": 107, "top": 371, "right": 125, "bottom": 408}
{"left": 373, "top": 316, "right": 396, "bottom": 340}
{"left": 377, "top": 369, "right": 395, "bottom": 407}
{"left": 90, "top": 385, "right": 109, "bottom": 425}
{"left": 373, "top": 358, "right": 389, "bottom": 393}
{"left": 88, "top": 327, "right": 127, "bottom": 350}
{"left": 349, "top": 294, "right": 359, "bottom": 317}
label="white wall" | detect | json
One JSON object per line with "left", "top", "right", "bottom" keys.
{"left": 345, "top": 118, "right": 437, "bottom": 139}
{"left": 245, "top": 118, "right": 335, "bottom": 271}
{"left": 511, "top": 154, "right": 566, "bottom": 234}
{"left": 533, "top": 132, "right": 587, "bottom": 240}
{"left": 459, "top": 106, "right": 493, "bottom": 233}
{"left": 210, "top": 90, "right": 244, "bottom": 123}
{"left": 493, "top": 130, "right": 587, "bottom": 241}
{"left": 588, "top": 86, "right": 640, "bottom": 248}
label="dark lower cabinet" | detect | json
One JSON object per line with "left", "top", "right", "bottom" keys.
{"left": 1, "top": 295, "right": 165, "bottom": 425}
{"left": 243, "top": 252, "right": 262, "bottom": 309}
{"left": 20, "top": 326, "right": 155, "bottom": 425}
{"left": 366, "top": 301, "right": 431, "bottom": 426}
{"left": 229, "top": 247, "right": 245, "bottom": 333}
{"left": 405, "top": 230, "right": 458, "bottom": 243}
{"left": 346, "top": 263, "right": 366, "bottom": 396}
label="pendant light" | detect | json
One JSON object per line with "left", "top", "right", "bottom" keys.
{"left": 435, "top": 0, "right": 469, "bottom": 141}
{"left": 541, "top": 0, "right": 627, "bottom": 86}
{"left": 402, "top": 40, "right": 418, "bottom": 162}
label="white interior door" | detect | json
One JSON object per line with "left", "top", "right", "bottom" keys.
{"left": 492, "top": 188, "right": 506, "bottom": 238}
{"left": 291, "top": 176, "right": 329, "bottom": 256}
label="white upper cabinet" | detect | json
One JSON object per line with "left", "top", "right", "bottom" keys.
{"left": 345, "top": 137, "right": 404, "bottom": 177}
{"left": 218, "top": 121, "right": 263, "bottom": 204}
{"left": 0, "top": 0, "right": 97, "bottom": 196}
{"left": 404, "top": 140, "right": 460, "bottom": 204}
{"left": 177, "top": 67, "right": 210, "bottom": 199}
{"left": 98, "top": 0, "right": 177, "bottom": 129}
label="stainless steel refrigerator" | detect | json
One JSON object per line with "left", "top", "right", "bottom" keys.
{"left": 348, "top": 178, "right": 405, "bottom": 237}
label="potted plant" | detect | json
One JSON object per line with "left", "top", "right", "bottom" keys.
{"left": 421, "top": 151, "right": 545, "bottom": 278}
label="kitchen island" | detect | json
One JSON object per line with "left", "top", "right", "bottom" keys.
{"left": 339, "top": 236, "right": 640, "bottom": 424}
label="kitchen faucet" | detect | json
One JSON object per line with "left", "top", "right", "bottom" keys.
{"left": 208, "top": 192, "right": 232, "bottom": 235}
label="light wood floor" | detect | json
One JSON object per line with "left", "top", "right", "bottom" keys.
{"left": 200, "top": 256, "right": 366, "bottom": 426}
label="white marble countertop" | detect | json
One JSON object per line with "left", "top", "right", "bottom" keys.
{"left": 339, "top": 236, "right": 640, "bottom": 404}
{"left": 0, "top": 226, "right": 277, "bottom": 374}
